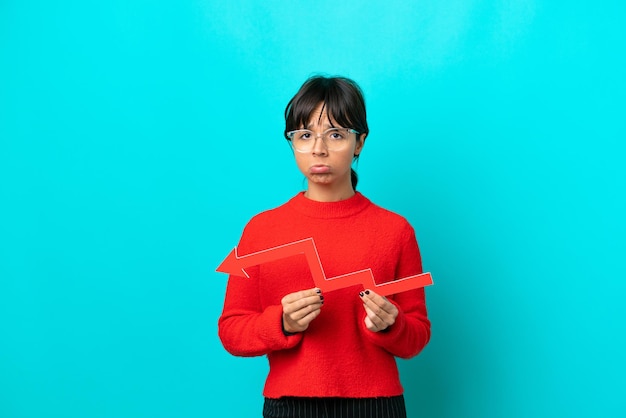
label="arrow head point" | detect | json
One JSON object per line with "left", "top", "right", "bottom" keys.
{"left": 216, "top": 247, "right": 249, "bottom": 278}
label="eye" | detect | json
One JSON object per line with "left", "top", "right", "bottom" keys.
{"left": 327, "top": 129, "right": 345, "bottom": 140}
{"left": 297, "top": 130, "right": 313, "bottom": 141}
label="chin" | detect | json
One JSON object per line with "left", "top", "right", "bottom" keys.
{"left": 308, "top": 175, "right": 334, "bottom": 184}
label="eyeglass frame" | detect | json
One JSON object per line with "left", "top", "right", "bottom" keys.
{"left": 285, "top": 127, "right": 361, "bottom": 153}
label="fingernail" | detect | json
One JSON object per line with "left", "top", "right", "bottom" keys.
{"left": 315, "top": 288, "right": 322, "bottom": 294}
{"left": 320, "top": 295, "right": 324, "bottom": 301}
{"left": 365, "top": 290, "right": 370, "bottom": 295}
{"left": 359, "top": 291, "right": 364, "bottom": 297}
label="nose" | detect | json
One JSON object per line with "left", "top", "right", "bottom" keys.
{"left": 311, "top": 133, "right": 328, "bottom": 155}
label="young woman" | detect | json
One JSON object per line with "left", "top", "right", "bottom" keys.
{"left": 218, "top": 75, "right": 431, "bottom": 418}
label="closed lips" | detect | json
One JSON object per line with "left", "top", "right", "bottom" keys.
{"left": 310, "top": 165, "right": 330, "bottom": 173}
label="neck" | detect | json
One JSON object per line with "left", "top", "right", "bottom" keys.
{"left": 305, "top": 183, "right": 355, "bottom": 202}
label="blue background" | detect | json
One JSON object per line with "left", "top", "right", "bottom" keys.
{"left": 1, "top": 1, "right": 624, "bottom": 417}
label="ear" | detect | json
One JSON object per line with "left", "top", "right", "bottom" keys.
{"left": 354, "top": 133, "right": 366, "bottom": 156}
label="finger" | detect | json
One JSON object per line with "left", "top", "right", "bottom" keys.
{"left": 284, "top": 305, "right": 322, "bottom": 333}
{"left": 283, "top": 293, "right": 324, "bottom": 314}
{"left": 287, "top": 301, "right": 323, "bottom": 321}
{"left": 282, "top": 288, "right": 322, "bottom": 304}
{"left": 364, "top": 304, "right": 388, "bottom": 329}
{"left": 364, "top": 289, "right": 398, "bottom": 318}
{"left": 360, "top": 289, "right": 389, "bottom": 308}
{"left": 297, "top": 306, "right": 322, "bottom": 326}
{"left": 360, "top": 290, "right": 396, "bottom": 319}
{"left": 364, "top": 315, "right": 377, "bottom": 331}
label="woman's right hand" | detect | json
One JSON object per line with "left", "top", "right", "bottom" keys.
{"left": 281, "top": 288, "right": 324, "bottom": 333}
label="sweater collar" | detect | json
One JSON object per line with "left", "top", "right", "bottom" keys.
{"left": 288, "top": 191, "right": 371, "bottom": 219}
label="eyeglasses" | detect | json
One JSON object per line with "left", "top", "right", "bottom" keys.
{"left": 286, "top": 127, "right": 359, "bottom": 152}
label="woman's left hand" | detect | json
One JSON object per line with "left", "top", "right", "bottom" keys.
{"left": 359, "top": 289, "right": 399, "bottom": 332}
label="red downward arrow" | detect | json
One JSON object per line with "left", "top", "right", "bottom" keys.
{"left": 216, "top": 238, "right": 433, "bottom": 296}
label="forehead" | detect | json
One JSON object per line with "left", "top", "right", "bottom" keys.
{"left": 305, "top": 102, "right": 339, "bottom": 128}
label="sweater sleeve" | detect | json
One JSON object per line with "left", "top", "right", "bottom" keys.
{"left": 218, "top": 222, "right": 304, "bottom": 357}
{"left": 361, "top": 223, "right": 431, "bottom": 359}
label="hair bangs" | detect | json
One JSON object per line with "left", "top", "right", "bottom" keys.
{"left": 284, "top": 76, "right": 368, "bottom": 137}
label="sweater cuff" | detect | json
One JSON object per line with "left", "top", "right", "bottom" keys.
{"left": 281, "top": 318, "right": 298, "bottom": 336}
{"left": 258, "top": 304, "right": 303, "bottom": 350}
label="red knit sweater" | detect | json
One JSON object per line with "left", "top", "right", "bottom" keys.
{"left": 218, "top": 192, "right": 430, "bottom": 398}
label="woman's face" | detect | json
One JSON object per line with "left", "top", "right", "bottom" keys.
{"left": 293, "top": 102, "right": 364, "bottom": 197}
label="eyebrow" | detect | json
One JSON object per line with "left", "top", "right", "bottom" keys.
{"left": 303, "top": 123, "right": 339, "bottom": 131}
{"left": 304, "top": 118, "right": 339, "bottom": 130}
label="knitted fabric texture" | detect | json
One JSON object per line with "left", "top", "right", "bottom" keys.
{"left": 218, "top": 192, "right": 430, "bottom": 398}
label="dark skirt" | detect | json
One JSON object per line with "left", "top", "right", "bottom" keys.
{"left": 263, "top": 395, "right": 407, "bottom": 418}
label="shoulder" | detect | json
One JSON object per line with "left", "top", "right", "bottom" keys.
{"left": 363, "top": 196, "right": 416, "bottom": 236}
{"left": 234, "top": 201, "right": 286, "bottom": 254}
{"left": 238, "top": 194, "right": 300, "bottom": 244}
{"left": 359, "top": 195, "right": 421, "bottom": 261}
{"left": 244, "top": 196, "right": 295, "bottom": 229}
